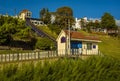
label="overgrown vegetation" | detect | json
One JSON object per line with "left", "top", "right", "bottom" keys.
{"left": 0, "top": 16, "right": 36, "bottom": 49}
{"left": 0, "top": 56, "right": 120, "bottom": 81}
{"left": 35, "top": 37, "right": 55, "bottom": 50}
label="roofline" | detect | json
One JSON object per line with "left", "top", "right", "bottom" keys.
{"left": 56, "top": 30, "right": 66, "bottom": 41}
{"left": 71, "top": 38, "right": 101, "bottom": 42}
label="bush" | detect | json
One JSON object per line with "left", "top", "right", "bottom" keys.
{"left": 35, "top": 37, "right": 55, "bottom": 50}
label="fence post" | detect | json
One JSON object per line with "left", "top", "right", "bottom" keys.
{"left": 28, "top": 52, "right": 29, "bottom": 60}
{"left": 38, "top": 51, "right": 40, "bottom": 59}
{"left": 4, "top": 54, "right": 6, "bottom": 62}
{"left": 12, "top": 54, "right": 14, "bottom": 61}
{"left": 48, "top": 51, "right": 49, "bottom": 58}
{"left": 34, "top": 52, "right": 36, "bottom": 59}
{"left": 0, "top": 54, "right": 1, "bottom": 62}
{"left": 9, "top": 53, "right": 10, "bottom": 62}
{"left": 17, "top": 53, "right": 19, "bottom": 61}
{"left": 1, "top": 54, "right": 3, "bottom": 62}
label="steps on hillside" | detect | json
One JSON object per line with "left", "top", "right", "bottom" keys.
{"left": 25, "top": 18, "right": 57, "bottom": 44}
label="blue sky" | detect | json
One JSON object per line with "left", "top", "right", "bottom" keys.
{"left": 0, "top": 0, "right": 120, "bottom": 19}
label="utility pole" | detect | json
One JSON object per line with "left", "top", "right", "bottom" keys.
{"left": 68, "top": 19, "right": 71, "bottom": 55}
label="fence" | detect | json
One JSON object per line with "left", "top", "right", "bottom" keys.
{"left": 0, "top": 51, "right": 58, "bottom": 63}
{"left": 0, "top": 49, "right": 102, "bottom": 63}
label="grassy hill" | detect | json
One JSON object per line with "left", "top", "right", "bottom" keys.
{"left": 37, "top": 25, "right": 58, "bottom": 39}
{"left": 99, "top": 36, "right": 120, "bottom": 59}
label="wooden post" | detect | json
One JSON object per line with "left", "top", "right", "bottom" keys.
{"left": 48, "top": 51, "right": 49, "bottom": 58}
{"left": 38, "top": 51, "right": 40, "bottom": 59}
{"left": 9, "top": 53, "right": 10, "bottom": 62}
{"left": 28, "top": 52, "right": 29, "bottom": 60}
{"left": 17, "top": 53, "right": 19, "bottom": 61}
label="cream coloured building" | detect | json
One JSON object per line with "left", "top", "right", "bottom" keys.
{"left": 56, "top": 30, "right": 101, "bottom": 56}
{"left": 19, "top": 9, "right": 32, "bottom": 20}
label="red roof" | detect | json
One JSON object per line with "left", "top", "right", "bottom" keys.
{"left": 20, "top": 9, "right": 30, "bottom": 14}
{"left": 64, "top": 30, "right": 100, "bottom": 41}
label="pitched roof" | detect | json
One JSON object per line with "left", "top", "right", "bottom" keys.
{"left": 20, "top": 9, "right": 31, "bottom": 14}
{"left": 64, "top": 30, "right": 100, "bottom": 41}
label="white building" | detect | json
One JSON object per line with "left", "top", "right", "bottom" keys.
{"left": 72, "top": 18, "right": 81, "bottom": 29}
{"left": 56, "top": 30, "right": 101, "bottom": 56}
{"left": 30, "top": 18, "right": 44, "bottom": 26}
{"left": 72, "top": 17, "right": 88, "bottom": 29}
{"left": 19, "top": 9, "right": 32, "bottom": 20}
{"left": 51, "top": 14, "right": 56, "bottom": 24}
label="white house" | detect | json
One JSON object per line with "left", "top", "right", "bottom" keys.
{"left": 19, "top": 9, "right": 32, "bottom": 20}
{"left": 56, "top": 30, "right": 101, "bottom": 56}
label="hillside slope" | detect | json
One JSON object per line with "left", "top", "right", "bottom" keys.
{"left": 99, "top": 36, "right": 120, "bottom": 59}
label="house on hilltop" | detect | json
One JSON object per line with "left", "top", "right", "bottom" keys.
{"left": 56, "top": 30, "right": 101, "bottom": 56}
{"left": 19, "top": 9, "right": 32, "bottom": 20}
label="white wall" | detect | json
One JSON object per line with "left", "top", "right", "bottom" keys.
{"left": 82, "top": 42, "right": 99, "bottom": 55}
{"left": 57, "top": 31, "right": 67, "bottom": 55}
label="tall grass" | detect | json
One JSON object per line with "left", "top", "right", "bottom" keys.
{"left": 0, "top": 56, "right": 120, "bottom": 81}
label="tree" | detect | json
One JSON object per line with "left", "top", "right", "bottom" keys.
{"left": 0, "top": 22, "right": 16, "bottom": 45}
{"left": 94, "top": 20, "right": 101, "bottom": 28}
{"left": 80, "top": 18, "right": 87, "bottom": 29}
{"left": 101, "top": 12, "right": 117, "bottom": 30}
{"left": 35, "top": 37, "right": 54, "bottom": 50}
{"left": 56, "top": 6, "right": 73, "bottom": 16}
{"left": 40, "top": 8, "right": 51, "bottom": 24}
{"left": 0, "top": 16, "right": 35, "bottom": 45}
{"left": 55, "top": 6, "right": 74, "bottom": 29}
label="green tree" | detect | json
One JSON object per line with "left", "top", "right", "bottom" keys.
{"left": 35, "top": 37, "right": 54, "bottom": 50}
{"left": 56, "top": 6, "right": 73, "bottom": 16}
{"left": 55, "top": 6, "right": 74, "bottom": 29}
{"left": 94, "top": 20, "right": 101, "bottom": 28}
{"left": 80, "top": 18, "right": 87, "bottom": 29}
{"left": 0, "top": 23, "right": 16, "bottom": 44}
{"left": 0, "top": 16, "right": 35, "bottom": 46}
{"left": 101, "top": 12, "right": 117, "bottom": 30}
{"left": 86, "top": 21, "right": 94, "bottom": 33}
{"left": 40, "top": 8, "right": 51, "bottom": 24}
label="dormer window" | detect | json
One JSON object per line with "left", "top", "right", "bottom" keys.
{"left": 61, "top": 36, "right": 66, "bottom": 43}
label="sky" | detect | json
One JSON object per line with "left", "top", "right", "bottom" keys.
{"left": 0, "top": 0, "right": 120, "bottom": 20}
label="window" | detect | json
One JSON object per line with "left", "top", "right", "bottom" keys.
{"left": 61, "top": 36, "right": 66, "bottom": 43}
{"left": 93, "top": 45, "right": 96, "bottom": 49}
{"left": 87, "top": 43, "right": 92, "bottom": 50}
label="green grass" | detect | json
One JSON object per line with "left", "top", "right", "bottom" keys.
{"left": 99, "top": 36, "right": 120, "bottom": 59}
{"left": 37, "top": 26, "right": 58, "bottom": 39}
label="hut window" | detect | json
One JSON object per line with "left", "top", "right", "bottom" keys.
{"left": 61, "top": 36, "right": 66, "bottom": 43}
{"left": 87, "top": 43, "right": 92, "bottom": 50}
